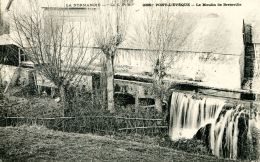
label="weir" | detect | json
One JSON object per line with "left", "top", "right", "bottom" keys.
{"left": 168, "top": 91, "right": 260, "bottom": 159}
{"left": 168, "top": 92, "right": 225, "bottom": 140}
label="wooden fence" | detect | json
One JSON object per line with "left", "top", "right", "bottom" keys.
{"left": 0, "top": 116, "right": 168, "bottom": 136}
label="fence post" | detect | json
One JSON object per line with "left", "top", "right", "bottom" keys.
{"left": 62, "top": 118, "right": 64, "bottom": 132}
{"left": 135, "top": 91, "right": 139, "bottom": 113}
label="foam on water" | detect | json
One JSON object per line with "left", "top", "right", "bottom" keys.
{"left": 169, "top": 92, "right": 260, "bottom": 159}
{"left": 168, "top": 92, "right": 225, "bottom": 140}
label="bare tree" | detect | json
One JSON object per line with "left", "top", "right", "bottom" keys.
{"left": 11, "top": 1, "right": 98, "bottom": 114}
{"left": 131, "top": 6, "right": 198, "bottom": 112}
{"left": 92, "top": 0, "right": 129, "bottom": 113}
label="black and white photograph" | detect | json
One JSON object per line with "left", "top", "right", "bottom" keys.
{"left": 0, "top": 0, "right": 260, "bottom": 161}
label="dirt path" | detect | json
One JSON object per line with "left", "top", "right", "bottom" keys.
{"left": 0, "top": 126, "right": 237, "bottom": 162}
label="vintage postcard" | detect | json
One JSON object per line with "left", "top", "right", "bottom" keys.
{"left": 0, "top": 0, "right": 260, "bottom": 161}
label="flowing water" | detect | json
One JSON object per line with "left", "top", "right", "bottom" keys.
{"left": 210, "top": 106, "right": 244, "bottom": 159}
{"left": 168, "top": 92, "right": 225, "bottom": 140}
{"left": 168, "top": 92, "right": 260, "bottom": 159}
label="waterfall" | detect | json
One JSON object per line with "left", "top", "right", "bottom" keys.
{"left": 168, "top": 91, "right": 260, "bottom": 159}
{"left": 209, "top": 106, "right": 244, "bottom": 159}
{"left": 209, "top": 107, "right": 260, "bottom": 159}
{"left": 168, "top": 92, "right": 225, "bottom": 140}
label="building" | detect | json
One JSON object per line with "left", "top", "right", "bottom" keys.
{"left": 1, "top": 0, "right": 260, "bottom": 100}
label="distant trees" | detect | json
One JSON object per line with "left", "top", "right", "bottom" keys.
{"left": 11, "top": 1, "right": 98, "bottom": 113}
{"left": 132, "top": 6, "right": 197, "bottom": 112}
{"left": 92, "top": 0, "right": 129, "bottom": 113}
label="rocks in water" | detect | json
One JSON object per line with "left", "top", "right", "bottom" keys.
{"left": 168, "top": 92, "right": 225, "bottom": 140}
{"left": 193, "top": 123, "right": 211, "bottom": 150}
{"left": 194, "top": 106, "right": 259, "bottom": 160}
{"left": 168, "top": 91, "right": 260, "bottom": 160}
{"left": 165, "top": 138, "right": 211, "bottom": 155}
{"left": 210, "top": 107, "right": 250, "bottom": 159}
{"left": 236, "top": 112, "right": 250, "bottom": 159}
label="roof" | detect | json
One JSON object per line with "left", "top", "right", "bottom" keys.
{"left": 0, "top": 34, "right": 14, "bottom": 45}
{"left": 126, "top": 12, "right": 244, "bottom": 55}
{"left": 177, "top": 14, "right": 244, "bottom": 55}
{"left": 0, "top": 32, "right": 32, "bottom": 47}
{"left": 4, "top": 1, "right": 245, "bottom": 54}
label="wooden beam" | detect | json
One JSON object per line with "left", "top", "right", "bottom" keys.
{"left": 118, "top": 126, "right": 168, "bottom": 131}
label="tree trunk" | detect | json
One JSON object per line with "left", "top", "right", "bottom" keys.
{"left": 100, "top": 57, "right": 107, "bottom": 110}
{"left": 155, "top": 95, "right": 162, "bottom": 113}
{"left": 154, "top": 69, "right": 163, "bottom": 113}
{"left": 59, "top": 85, "right": 68, "bottom": 116}
{"left": 106, "top": 55, "right": 115, "bottom": 113}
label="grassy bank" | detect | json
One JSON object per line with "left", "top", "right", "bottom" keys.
{"left": 0, "top": 125, "right": 237, "bottom": 162}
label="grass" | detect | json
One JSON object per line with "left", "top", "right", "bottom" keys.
{"left": 0, "top": 95, "right": 63, "bottom": 117}
{"left": 0, "top": 125, "right": 238, "bottom": 162}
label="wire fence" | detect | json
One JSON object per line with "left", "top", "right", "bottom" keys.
{"left": 0, "top": 116, "right": 168, "bottom": 136}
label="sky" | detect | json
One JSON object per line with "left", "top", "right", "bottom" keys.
{"left": 1, "top": 0, "right": 260, "bottom": 34}
{"left": 1, "top": 0, "right": 8, "bottom": 11}
{"left": 1, "top": 0, "right": 260, "bottom": 17}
